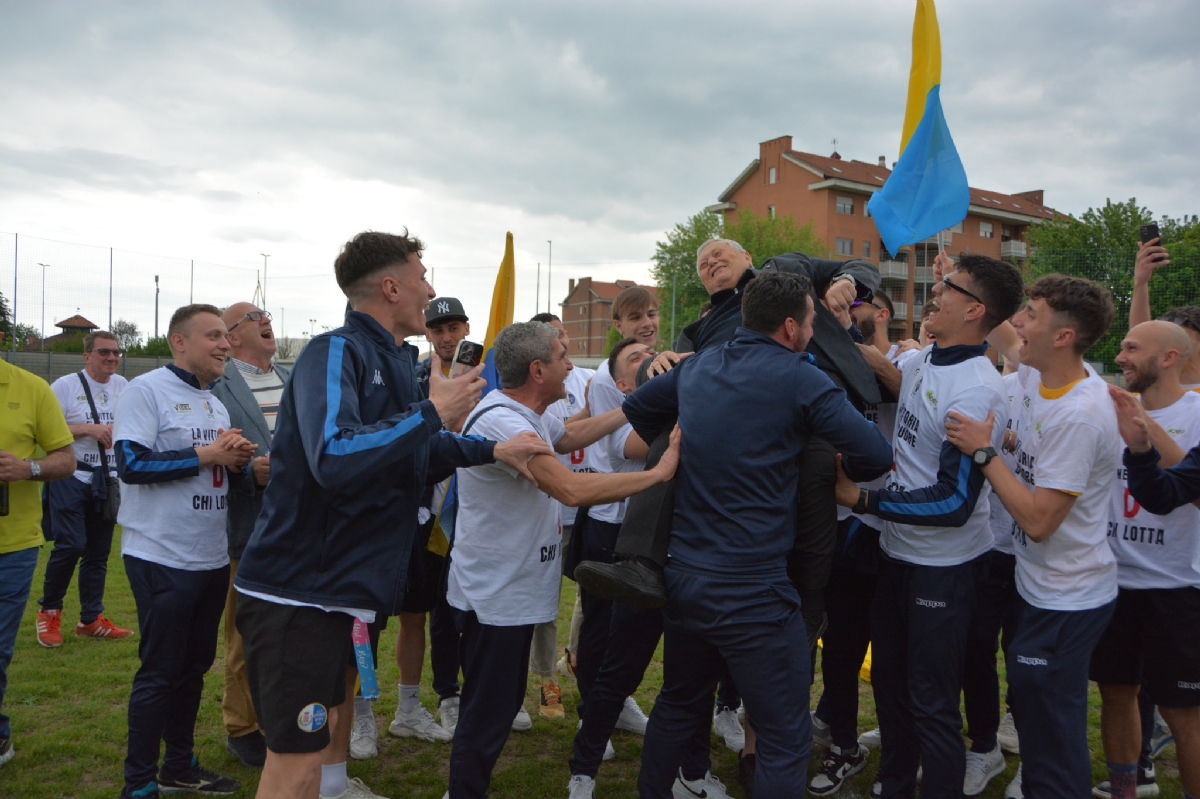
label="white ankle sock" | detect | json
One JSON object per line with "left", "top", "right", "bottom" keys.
{"left": 320, "top": 762, "right": 347, "bottom": 798}
{"left": 354, "top": 695, "right": 372, "bottom": 717}
{"left": 399, "top": 683, "right": 420, "bottom": 714}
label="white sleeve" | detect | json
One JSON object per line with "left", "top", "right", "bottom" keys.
{"left": 607, "top": 423, "right": 636, "bottom": 467}
{"left": 113, "top": 383, "right": 163, "bottom": 449}
{"left": 544, "top": 412, "right": 566, "bottom": 448}
{"left": 945, "top": 385, "right": 1008, "bottom": 450}
{"left": 50, "top": 376, "right": 75, "bottom": 418}
{"left": 472, "top": 408, "right": 542, "bottom": 480}
{"left": 588, "top": 371, "right": 626, "bottom": 416}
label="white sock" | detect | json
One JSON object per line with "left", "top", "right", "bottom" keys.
{"left": 354, "top": 694, "right": 373, "bottom": 718}
{"left": 399, "top": 683, "right": 420, "bottom": 714}
{"left": 320, "top": 762, "right": 347, "bottom": 798}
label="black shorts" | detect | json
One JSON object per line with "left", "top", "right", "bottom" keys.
{"left": 1089, "top": 586, "right": 1200, "bottom": 707}
{"left": 402, "top": 518, "right": 446, "bottom": 615}
{"left": 237, "top": 595, "right": 355, "bottom": 753}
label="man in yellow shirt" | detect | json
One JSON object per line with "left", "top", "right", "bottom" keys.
{"left": 0, "top": 358, "right": 76, "bottom": 767}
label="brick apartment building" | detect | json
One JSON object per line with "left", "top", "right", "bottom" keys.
{"left": 560, "top": 277, "right": 658, "bottom": 358}
{"left": 706, "top": 135, "right": 1058, "bottom": 337}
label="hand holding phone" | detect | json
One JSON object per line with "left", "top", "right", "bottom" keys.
{"left": 449, "top": 340, "right": 483, "bottom": 379}
{"left": 1139, "top": 224, "right": 1161, "bottom": 246}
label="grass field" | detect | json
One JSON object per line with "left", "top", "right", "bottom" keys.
{"left": 2, "top": 533, "right": 1184, "bottom": 798}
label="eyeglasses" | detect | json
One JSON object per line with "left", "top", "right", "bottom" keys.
{"left": 228, "top": 310, "right": 272, "bottom": 332}
{"left": 851, "top": 300, "right": 888, "bottom": 312}
{"left": 941, "top": 275, "right": 984, "bottom": 305}
{"left": 89, "top": 348, "right": 123, "bottom": 357}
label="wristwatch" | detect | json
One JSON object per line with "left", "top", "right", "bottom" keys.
{"left": 972, "top": 447, "right": 998, "bottom": 467}
{"left": 25, "top": 459, "right": 41, "bottom": 480}
{"left": 852, "top": 488, "right": 869, "bottom": 515}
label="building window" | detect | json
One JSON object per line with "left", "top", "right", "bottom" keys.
{"left": 836, "top": 238, "right": 854, "bottom": 256}
{"left": 1002, "top": 226, "right": 1015, "bottom": 242}
{"left": 580, "top": 306, "right": 586, "bottom": 317}
{"left": 979, "top": 221, "right": 994, "bottom": 239}
{"left": 836, "top": 196, "right": 854, "bottom": 215}
{"left": 768, "top": 205, "right": 776, "bottom": 220}
{"left": 863, "top": 241, "right": 871, "bottom": 259}
{"left": 768, "top": 167, "right": 777, "bottom": 184}
{"left": 579, "top": 340, "right": 585, "bottom": 351}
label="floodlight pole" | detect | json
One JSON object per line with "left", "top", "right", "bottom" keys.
{"left": 37, "top": 262, "right": 50, "bottom": 350}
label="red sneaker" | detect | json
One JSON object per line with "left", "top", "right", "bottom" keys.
{"left": 36, "top": 609, "right": 62, "bottom": 648}
{"left": 74, "top": 615, "right": 134, "bottom": 640}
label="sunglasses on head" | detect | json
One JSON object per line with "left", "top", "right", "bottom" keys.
{"left": 228, "top": 310, "right": 272, "bottom": 332}
{"left": 941, "top": 275, "right": 984, "bottom": 305}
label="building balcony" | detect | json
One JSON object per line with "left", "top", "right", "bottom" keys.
{"left": 913, "top": 266, "right": 934, "bottom": 283}
{"left": 892, "top": 302, "right": 909, "bottom": 321}
{"left": 1001, "top": 240, "right": 1028, "bottom": 259}
{"left": 879, "top": 260, "right": 909, "bottom": 280}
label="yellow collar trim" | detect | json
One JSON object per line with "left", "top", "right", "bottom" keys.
{"left": 1039, "top": 377, "right": 1085, "bottom": 400}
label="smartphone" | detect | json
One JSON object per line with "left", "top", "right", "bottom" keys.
{"left": 449, "top": 340, "right": 482, "bottom": 379}
{"left": 1140, "top": 223, "right": 1161, "bottom": 245}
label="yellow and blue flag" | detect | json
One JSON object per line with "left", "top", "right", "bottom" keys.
{"left": 480, "top": 231, "right": 516, "bottom": 393}
{"left": 867, "top": 0, "right": 969, "bottom": 255}
{"left": 429, "top": 232, "right": 516, "bottom": 551}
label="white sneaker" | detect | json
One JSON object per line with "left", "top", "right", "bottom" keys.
{"left": 736, "top": 701, "right": 745, "bottom": 724}
{"left": 811, "top": 711, "right": 833, "bottom": 749}
{"left": 568, "top": 774, "right": 596, "bottom": 798}
{"left": 1005, "top": 764, "right": 1023, "bottom": 799}
{"left": 964, "top": 744, "right": 1006, "bottom": 796}
{"left": 389, "top": 704, "right": 453, "bottom": 742}
{"left": 858, "top": 727, "right": 881, "bottom": 749}
{"left": 322, "top": 776, "right": 389, "bottom": 799}
{"left": 512, "top": 705, "right": 533, "bottom": 732}
{"left": 673, "top": 769, "right": 730, "bottom": 799}
{"left": 997, "top": 711, "right": 1020, "bottom": 755}
{"left": 712, "top": 705, "right": 745, "bottom": 752}
{"left": 350, "top": 698, "right": 379, "bottom": 760}
{"left": 438, "top": 697, "right": 459, "bottom": 736}
{"left": 616, "top": 696, "right": 649, "bottom": 735}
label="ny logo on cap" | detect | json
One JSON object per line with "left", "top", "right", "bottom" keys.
{"left": 437, "top": 301, "right": 450, "bottom": 314}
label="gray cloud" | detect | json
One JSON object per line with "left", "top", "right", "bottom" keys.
{"left": 1, "top": 0, "right": 1197, "bottom": 257}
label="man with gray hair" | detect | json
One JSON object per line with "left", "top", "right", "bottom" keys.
{"left": 444, "top": 321, "right": 681, "bottom": 799}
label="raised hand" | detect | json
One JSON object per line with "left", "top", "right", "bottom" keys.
{"left": 1134, "top": 238, "right": 1170, "bottom": 287}
{"left": 1109, "top": 385, "right": 1150, "bottom": 453}
{"left": 429, "top": 363, "right": 486, "bottom": 429}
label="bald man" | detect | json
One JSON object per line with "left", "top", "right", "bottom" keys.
{"left": 210, "top": 302, "right": 290, "bottom": 768}
{"left": 1092, "top": 320, "right": 1200, "bottom": 799}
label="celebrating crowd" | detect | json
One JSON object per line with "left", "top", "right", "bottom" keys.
{"left": 1, "top": 228, "right": 1198, "bottom": 799}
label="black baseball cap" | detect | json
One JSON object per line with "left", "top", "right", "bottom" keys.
{"left": 425, "top": 297, "right": 469, "bottom": 326}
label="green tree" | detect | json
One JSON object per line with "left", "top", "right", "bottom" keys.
{"left": 602, "top": 324, "right": 623, "bottom": 357}
{"left": 127, "top": 335, "right": 172, "bottom": 357}
{"left": 0, "top": 291, "right": 11, "bottom": 347}
{"left": 650, "top": 210, "right": 826, "bottom": 347}
{"left": 1026, "top": 198, "right": 1200, "bottom": 367}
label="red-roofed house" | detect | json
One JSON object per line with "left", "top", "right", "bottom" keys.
{"left": 43, "top": 314, "right": 100, "bottom": 348}
{"left": 706, "top": 135, "right": 1060, "bottom": 336}
{"left": 560, "top": 278, "right": 658, "bottom": 358}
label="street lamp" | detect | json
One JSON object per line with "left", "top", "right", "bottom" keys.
{"left": 260, "top": 253, "right": 270, "bottom": 308}
{"left": 309, "top": 318, "right": 317, "bottom": 338}
{"left": 154, "top": 275, "right": 160, "bottom": 339}
{"left": 37, "top": 263, "right": 50, "bottom": 350}
{"left": 546, "top": 240, "right": 553, "bottom": 314}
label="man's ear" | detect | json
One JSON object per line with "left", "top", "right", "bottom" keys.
{"left": 1053, "top": 327, "right": 1077, "bottom": 351}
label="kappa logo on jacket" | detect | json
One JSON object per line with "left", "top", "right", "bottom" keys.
{"left": 373, "top": 369, "right": 385, "bottom": 386}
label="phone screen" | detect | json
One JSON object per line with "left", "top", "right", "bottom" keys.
{"left": 449, "top": 340, "right": 482, "bottom": 379}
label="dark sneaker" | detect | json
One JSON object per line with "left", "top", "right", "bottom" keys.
{"left": 158, "top": 758, "right": 241, "bottom": 795}
{"left": 738, "top": 750, "right": 755, "bottom": 799}
{"left": 574, "top": 558, "right": 666, "bottom": 608}
{"left": 0, "top": 737, "right": 13, "bottom": 768}
{"left": 225, "top": 730, "right": 267, "bottom": 768}
{"left": 119, "top": 783, "right": 161, "bottom": 799}
{"left": 809, "top": 744, "right": 867, "bottom": 796}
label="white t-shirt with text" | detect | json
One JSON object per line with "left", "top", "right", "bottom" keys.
{"left": 115, "top": 367, "right": 233, "bottom": 571}
{"left": 51, "top": 371, "right": 128, "bottom": 484}
{"left": 1107, "top": 390, "right": 1200, "bottom": 590}
{"left": 546, "top": 366, "right": 602, "bottom": 527}
{"left": 448, "top": 391, "right": 566, "bottom": 626}
{"left": 1008, "top": 365, "right": 1119, "bottom": 611}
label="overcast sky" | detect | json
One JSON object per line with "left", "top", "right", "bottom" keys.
{"left": 2, "top": 0, "right": 1197, "bottom": 343}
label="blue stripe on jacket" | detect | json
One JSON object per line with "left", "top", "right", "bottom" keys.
{"left": 322, "top": 336, "right": 428, "bottom": 457}
{"left": 868, "top": 440, "right": 984, "bottom": 528}
{"left": 116, "top": 440, "right": 200, "bottom": 484}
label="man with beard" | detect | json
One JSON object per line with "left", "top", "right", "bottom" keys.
{"left": 1092, "top": 321, "right": 1200, "bottom": 799}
